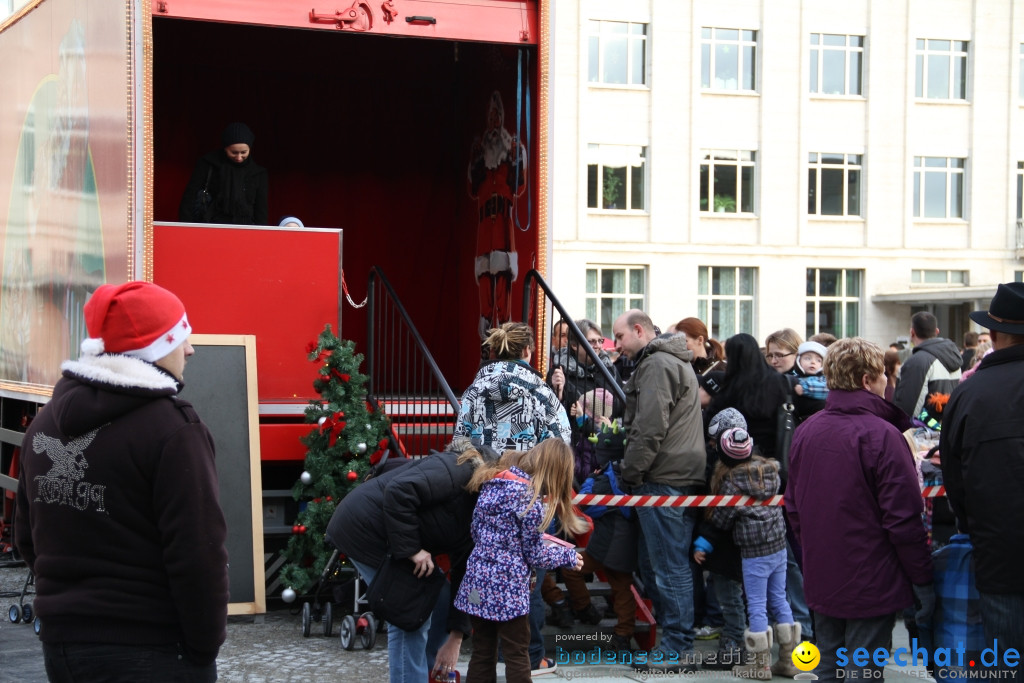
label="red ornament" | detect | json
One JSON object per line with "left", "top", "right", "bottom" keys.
{"left": 346, "top": 471, "right": 359, "bottom": 481}
{"left": 326, "top": 496, "right": 333, "bottom": 501}
{"left": 298, "top": 525, "right": 307, "bottom": 534}
{"left": 292, "top": 524, "right": 301, "bottom": 534}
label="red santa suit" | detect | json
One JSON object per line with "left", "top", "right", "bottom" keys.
{"left": 468, "top": 91, "right": 527, "bottom": 340}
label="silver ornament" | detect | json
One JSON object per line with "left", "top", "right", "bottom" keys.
{"left": 300, "top": 471, "right": 313, "bottom": 485}
{"left": 357, "top": 442, "right": 367, "bottom": 454}
{"left": 317, "top": 416, "right": 327, "bottom": 426}
{"left": 281, "top": 587, "right": 296, "bottom": 603}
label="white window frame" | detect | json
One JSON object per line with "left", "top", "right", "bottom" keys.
{"left": 806, "top": 268, "right": 862, "bottom": 338}
{"left": 915, "top": 39, "right": 968, "bottom": 100}
{"left": 700, "top": 150, "right": 757, "bottom": 214}
{"left": 808, "top": 153, "right": 863, "bottom": 217}
{"left": 587, "top": 144, "right": 647, "bottom": 212}
{"left": 585, "top": 265, "right": 647, "bottom": 338}
{"left": 1019, "top": 44, "right": 1024, "bottom": 99}
{"left": 911, "top": 270, "right": 967, "bottom": 286}
{"left": 587, "top": 20, "right": 648, "bottom": 87}
{"left": 701, "top": 27, "right": 758, "bottom": 92}
{"left": 810, "top": 33, "right": 864, "bottom": 96}
{"left": 696, "top": 266, "right": 757, "bottom": 340}
{"left": 1017, "top": 161, "right": 1023, "bottom": 220}
{"left": 913, "top": 156, "right": 965, "bottom": 219}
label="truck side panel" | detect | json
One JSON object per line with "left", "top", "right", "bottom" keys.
{"left": 0, "top": 0, "right": 135, "bottom": 394}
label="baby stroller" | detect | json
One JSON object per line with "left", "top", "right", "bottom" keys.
{"left": 299, "top": 546, "right": 378, "bottom": 650}
{"left": 6, "top": 567, "right": 39, "bottom": 634}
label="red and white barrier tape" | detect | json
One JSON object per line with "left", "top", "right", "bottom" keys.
{"left": 573, "top": 485, "right": 946, "bottom": 508}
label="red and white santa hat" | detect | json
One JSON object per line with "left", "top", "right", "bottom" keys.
{"left": 81, "top": 281, "right": 192, "bottom": 362}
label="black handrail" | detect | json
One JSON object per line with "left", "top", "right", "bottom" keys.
{"left": 521, "top": 269, "right": 626, "bottom": 406}
{"left": 367, "top": 267, "right": 459, "bottom": 457}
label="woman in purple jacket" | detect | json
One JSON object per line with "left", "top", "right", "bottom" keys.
{"left": 455, "top": 440, "right": 585, "bottom": 682}
{"left": 785, "top": 337, "right": 933, "bottom": 681}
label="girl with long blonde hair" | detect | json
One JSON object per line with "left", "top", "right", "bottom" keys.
{"left": 456, "top": 439, "right": 586, "bottom": 681}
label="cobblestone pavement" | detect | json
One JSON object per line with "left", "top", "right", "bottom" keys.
{"left": 2, "top": 563, "right": 934, "bottom": 683}
{"left": 1, "top": 563, "right": 395, "bottom": 683}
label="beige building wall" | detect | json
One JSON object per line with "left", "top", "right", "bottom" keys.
{"left": 548, "top": 0, "right": 1024, "bottom": 349}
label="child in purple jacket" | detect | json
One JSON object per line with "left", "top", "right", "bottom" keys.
{"left": 455, "top": 440, "right": 585, "bottom": 682}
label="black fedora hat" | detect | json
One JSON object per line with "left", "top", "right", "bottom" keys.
{"left": 970, "top": 282, "right": 1024, "bottom": 334}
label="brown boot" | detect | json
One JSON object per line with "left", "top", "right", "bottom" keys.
{"left": 771, "top": 622, "right": 803, "bottom": 677}
{"left": 733, "top": 629, "right": 773, "bottom": 680}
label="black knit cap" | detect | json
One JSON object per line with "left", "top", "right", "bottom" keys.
{"left": 222, "top": 122, "right": 255, "bottom": 147}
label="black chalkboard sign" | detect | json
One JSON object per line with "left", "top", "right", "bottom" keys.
{"left": 180, "top": 334, "right": 265, "bottom": 615}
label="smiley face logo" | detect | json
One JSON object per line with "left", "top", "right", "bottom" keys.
{"left": 792, "top": 641, "right": 820, "bottom": 671}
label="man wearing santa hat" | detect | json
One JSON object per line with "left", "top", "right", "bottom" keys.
{"left": 15, "top": 281, "right": 228, "bottom": 683}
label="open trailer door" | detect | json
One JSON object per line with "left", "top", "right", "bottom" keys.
{"left": 149, "top": 0, "right": 544, "bottom": 391}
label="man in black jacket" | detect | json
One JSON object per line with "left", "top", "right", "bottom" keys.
{"left": 16, "top": 282, "right": 228, "bottom": 683}
{"left": 893, "top": 310, "right": 962, "bottom": 418}
{"left": 941, "top": 282, "right": 1024, "bottom": 679}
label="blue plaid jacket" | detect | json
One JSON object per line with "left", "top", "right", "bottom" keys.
{"left": 918, "top": 534, "right": 985, "bottom": 657}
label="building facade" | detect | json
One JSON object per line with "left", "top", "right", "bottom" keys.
{"left": 548, "top": 0, "right": 1024, "bottom": 350}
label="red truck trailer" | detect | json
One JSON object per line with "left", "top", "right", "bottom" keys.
{"left": 0, "top": 0, "right": 550, "bottom": 563}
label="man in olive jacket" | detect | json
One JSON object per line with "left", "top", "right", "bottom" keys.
{"left": 612, "top": 309, "right": 705, "bottom": 671}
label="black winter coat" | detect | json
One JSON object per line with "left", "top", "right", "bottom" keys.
{"left": 326, "top": 451, "right": 478, "bottom": 636}
{"left": 15, "top": 354, "right": 228, "bottom": 664}
{"left": 940, "top": 343, "right": 1024, "bottom": 594}
{"left": 178, "top": 150, "right": 268, "bottom": 225}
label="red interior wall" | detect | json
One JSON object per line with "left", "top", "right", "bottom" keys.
{"left": 151, "top": 19, "right": 537, "bottom": 390}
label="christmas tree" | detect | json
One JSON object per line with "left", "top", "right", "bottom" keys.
{"left": 278, "top": 324, "right": 392, "bottom": 598}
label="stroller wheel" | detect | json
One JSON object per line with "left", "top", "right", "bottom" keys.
{"left": 21, "top": 603, "right": 33, "bottom": 624}
{"left": 339, "top": 614, "right": 357, "bottom": 650}
{"left": 9, "top": 604, "right": 21, "bottom": 624}
{"left": 33, "top": 616, "right": 41, "bottom": 635}
{"left": 359, "top": 612, "right": 377, "bottom": 650}
{"left": 323, "top": 602, "right": 333, "bottom": 637}
{"left": 301, "top": 602, "right": 312, "bottom": 637}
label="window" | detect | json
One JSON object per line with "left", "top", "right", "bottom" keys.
{"left": 806, "top": 268, "right": 861, "bottom": 338}
{"left": 587, "top": 144, "right": 646, "bottom": 211}
{"left": 913, "top": 157, "right": 965, "bottom": 219}
{"left": 911, "top": 270, "right": 967, "bottom": 285}
{"left": 915, "top": 39, "right": 968, "bottom": 100}
{"left": 700, "top": 150, "right": 756, "bottom": 214}
{"left": 1017, "top": 161, "right": 1023, "bottom": 220}
{"left": 701, "top": 28, "right": 757, "bottom": 91}
{"left": 1020, "top": 45, "right": 1024, "bottom": 99}
{"left": 588, "top": 21, "right": 647, "bottom": 86}
{"left": 697, "top": 266, "right": 756, "bottom": 339}
{"left": 586, "top": 266, "right": 647, "bottom": 338}
{"left": 808, "top": 153, "right": 862, "bottom": 216}
{"left": 810, "top": 33, "right": 864, "bottom": 96}
{"left": 1015, "top": 271, "right": 1023, "bottom": 283}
